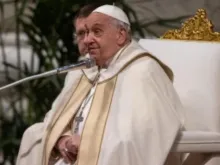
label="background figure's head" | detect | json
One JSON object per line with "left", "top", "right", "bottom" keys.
{"left": 73, "top": 3, "right": 103, "bottom": 56}
{"left": 84, "top": 5, "right": 131, "bottom": 67}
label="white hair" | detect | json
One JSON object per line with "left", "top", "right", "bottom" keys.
{"left": 111, "top": 18, "right": 131, "bottom": 41}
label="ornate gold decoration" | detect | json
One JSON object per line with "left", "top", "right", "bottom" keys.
{"left": 161, "top": 9, "right": 220, "bottom": 42}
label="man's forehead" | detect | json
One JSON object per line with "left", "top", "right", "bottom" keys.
{"left": 75, "top": 18, "right": 86, "bottom": 25}
{"left": 75, "top": 18, "right": 86, "bottom": 29}
{"left": 86, "top": 12, "right": 111, "bottom": 26}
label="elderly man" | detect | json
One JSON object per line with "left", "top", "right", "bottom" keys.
{"left": 15, "top": 3, "right": 102, "bottom": 165}
{"left": 46, "top": 4, "right": 184, "bottom": 165}
{"left": 18, "top": 4, "right": 184, "bottom": 165}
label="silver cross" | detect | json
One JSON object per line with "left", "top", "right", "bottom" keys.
{"left": 74, "top": 111, "right": 84, "bottom": 133}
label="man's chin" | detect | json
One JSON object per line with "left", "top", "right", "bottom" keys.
{"left": 89, "top": 55, "right": 101, "bottom": 65}
{"left": 89, "top": 53, "right": 97, "bottom": 59}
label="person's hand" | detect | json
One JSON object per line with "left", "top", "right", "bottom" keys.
{"left": 55, "top": 134, "right": 81, "bottom": 164}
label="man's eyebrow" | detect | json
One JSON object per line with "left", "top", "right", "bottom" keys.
{"left": 88, "top": 23, "right": 104, "bottom": 28}
{"left": 94, "top": 23, "right": 103, "bottom": 26}
{"left": 77, "top": 29, "right": 86, "bottom": 33}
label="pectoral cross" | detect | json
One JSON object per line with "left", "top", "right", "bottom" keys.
{"left": 74, "top": 111, "right": 84, "bottom": 133}
{"left": 73, "top": 72, "right": 100, "bottom": 134}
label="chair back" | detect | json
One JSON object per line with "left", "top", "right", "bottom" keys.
{"left": 139, "top": 9, "right": 220, "bottom": 132}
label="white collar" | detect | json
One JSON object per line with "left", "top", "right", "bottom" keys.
{"left": 82, "top": 40, "right": 148, "bottom": 83}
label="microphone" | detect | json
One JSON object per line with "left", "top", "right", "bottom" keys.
{"left": 0, "top": 58, "right": 96, "bottom": 91}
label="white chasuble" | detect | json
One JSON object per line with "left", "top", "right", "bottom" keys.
{"left": 77, "top": 60, "right": 184, "bottom": 165}
{"left": 76, "top": 41, "right": 184, "bottom": 165}
{"left": 17, "top": 40, "right": 184, "bottom": 165}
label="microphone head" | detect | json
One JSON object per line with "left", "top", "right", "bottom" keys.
{"left": 85, "top": 58, "right": 96, "bottom": 68}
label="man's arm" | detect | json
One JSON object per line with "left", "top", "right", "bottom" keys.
{"left": 17, "top": 70, "right": 82, "bottom": 161}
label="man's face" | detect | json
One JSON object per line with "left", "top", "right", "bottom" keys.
{"left": 84, "top": 13, "right": 126, "bottom": 66}
{"left": 75, "top": 18, "right": 87, "bottom": 55}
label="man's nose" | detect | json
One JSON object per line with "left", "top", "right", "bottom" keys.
{"left": 83, "top": 32, "right": 92, "bottom": 45}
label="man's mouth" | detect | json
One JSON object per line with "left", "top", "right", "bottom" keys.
{"left": 89, "top": 47, "right": 98, "bottom": 50}
{"left": 88, "top": 48, "right": 98, "bottom": 54}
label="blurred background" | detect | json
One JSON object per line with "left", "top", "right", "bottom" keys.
{"left": 0, "top": 0, "right": 220, "bottom": 164}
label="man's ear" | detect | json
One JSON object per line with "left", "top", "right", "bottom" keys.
{"left": 117, "top": 29, "right": 127, "bottom": 46}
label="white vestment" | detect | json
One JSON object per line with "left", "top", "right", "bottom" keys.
{"left": 56, "top": 78, "right": 98, "bottom": 165}
{"left": 16, "top": 40, "right": 184, "bottom": 165}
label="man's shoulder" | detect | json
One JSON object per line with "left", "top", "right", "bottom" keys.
{"left": 118, "top": 55, "right": 156, "bottom": 80}
{"left": 124, "top": 54, "right": 173, "bottom": 82}
{"left": 126, "top": 55, "right": 160, "bottom": 73}
{"left": 64, "top": 70, "right": 83, "bottom": 86}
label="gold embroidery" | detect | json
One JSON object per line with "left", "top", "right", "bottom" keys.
{"left": 161, "top": 9, "right": 220, "bottom": 42}
{"left": 77, "top": 76, "right": 117, "bottom": 165}
{"left": 99, "top": 53, "right": 173, "bottom": 84}
{"left": 43, "top": 76, "right": 92, "bottom": 165}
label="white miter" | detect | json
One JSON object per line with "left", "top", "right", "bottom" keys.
{"left": 92, "top": 4, "right": 130, "bottom": 25}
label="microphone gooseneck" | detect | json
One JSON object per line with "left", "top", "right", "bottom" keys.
{"left": 57, "top": 58, "right": 96, "bottom": 74}
{"left": 0, "top": 58, "right": 96, "bottom": 91}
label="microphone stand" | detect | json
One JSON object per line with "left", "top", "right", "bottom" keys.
{"left": 0, "top": 58, "right": 95, "bottom": 91}
{"left": 0, "top": 70, "right": 57, "bottom": 91}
